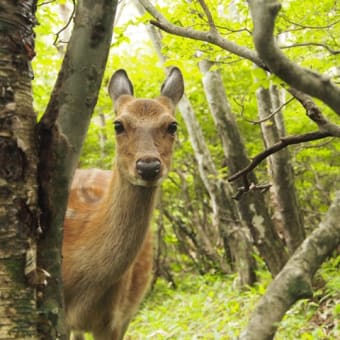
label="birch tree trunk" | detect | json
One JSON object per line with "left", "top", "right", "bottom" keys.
{"left": 256, "top": 86, "right": 305, "bottom": 253}
{"left": 199, "top": 60, "right": 288, "bottom": 275}
{"left": 0, "top": 1, "right": 39, "bottom": 338}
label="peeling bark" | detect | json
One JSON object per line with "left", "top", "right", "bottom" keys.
{"left": 240, "top": 191, "right": 340, "bottom": 340}
{"left": 256, "top": 86, "right": 305, "bottom": 253}
{"left": 0, "top": 0, "right": 39, "bottom": 338}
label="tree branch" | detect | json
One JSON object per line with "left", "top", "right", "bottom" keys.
{"left": 228, "top": 131, "right": 331, "bottom": 182}
{"left": 138, "top": 0, "right": 268, "bottom": 69}
{"left": 239, "top": 191, "right": 340, "bottom": 340}
{"left": 280, "top": 42, "right": 340, "bottom": 55}
{"left": 280, "top": 14, "right": 340, "bottom": 31}
{"left": 288, "top": 88, "right": 340, "bottom": 137}
{"left": 247, "top": 0, "right": 340, "bottom": 116}
{"left": 141, "top": 0, "right": 340, "bottom": 117}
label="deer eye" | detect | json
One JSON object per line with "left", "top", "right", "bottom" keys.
{"left": 114, "top": 121, "right": 125, "bottom": 134}
{"left": 167, "top": 122, "right": 177, "bottom": 135}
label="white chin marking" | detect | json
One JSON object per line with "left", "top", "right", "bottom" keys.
{"left": 131, "top": 177, "right": 165, "bottom": 187}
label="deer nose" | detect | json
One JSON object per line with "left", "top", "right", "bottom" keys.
{"left": 136, "top": 158, "right": 161, "bottom": 181}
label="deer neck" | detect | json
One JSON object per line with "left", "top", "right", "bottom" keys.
{"left": 91, "top": 169, "right": 158, "bottom": 280}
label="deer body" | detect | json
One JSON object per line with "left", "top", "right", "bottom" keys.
{"left": 62, "top": 69, "right": 184, "bottom": 340}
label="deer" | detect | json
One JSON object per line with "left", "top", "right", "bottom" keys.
{"left": 62, "top": 67, "right": 184, "bottom": 340}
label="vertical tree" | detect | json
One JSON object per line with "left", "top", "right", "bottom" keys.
{"left": 0, "top": 0, "right": 117, "bottom": 338}
{"left": 178, "top": 95, "right": 256, "bottom": 284}
{"left": 0, "top": 1, "right": 39, "bottom": 338}
{"left": 256, "top": 86, "right": 305, "bottom": 253}
{"left": 199, "top": 60, "right": 288, "bottom": 274}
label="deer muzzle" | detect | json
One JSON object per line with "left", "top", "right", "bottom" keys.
{"left": 136, "top": 158, "right": 161, "bottom": 181}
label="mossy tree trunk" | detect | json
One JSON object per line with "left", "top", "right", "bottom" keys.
{"left": 0, "top": 1, "right": 39, "bottom": 338}
{"left": 0, "top": 0, "right": 117, "bottom": 339}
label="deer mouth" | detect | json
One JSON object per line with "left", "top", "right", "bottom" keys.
{"left": 133, "top": 176, "right": 165, "bottom": 188}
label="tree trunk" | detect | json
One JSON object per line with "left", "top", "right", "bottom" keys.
{"left": 0, "top": 1, "right": 39, "bottom": 338}
{"left": 178, "top": 96, "right": 255, "bottom": 285}
{"left": 240, "top": 191, "right": 340, "bottom": 340}
{"left": 199, "top": 60, "right": 288, "bottom": 275}
{"left": 256, "top": 86, "right": 305, "bottom": 253}
{"left": 37, "top": 1, "right": 116, "bottom": 338}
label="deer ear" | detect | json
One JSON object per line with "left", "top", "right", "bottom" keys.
{"left": 160, "top": 67, "right": 184, "bottom": 106}
{"left": 108, "top": 69, "right": 134, "bottom": 101}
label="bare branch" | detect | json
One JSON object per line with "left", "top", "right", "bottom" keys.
{"left": 230, "top": 88, "right": 339, "bottom": 193}
{"left": 140, "top": 0, "right": 339, "bottom": 189}
{"left": 228, "top": 131, "right": 331, "bottom": 182}
{"left": 247, "top": 0, "right": 340, "bottom": 116}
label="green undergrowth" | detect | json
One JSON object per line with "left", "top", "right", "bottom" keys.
{"left": 86, "top": 255, "right": 339, "bottom": 339}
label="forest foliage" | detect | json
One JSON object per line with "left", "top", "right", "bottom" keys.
{"left": 32, "top": 0, "right": 339, "bottom": 338}
{"left": 34, "top": 0, "right": 339, "bottom": 266}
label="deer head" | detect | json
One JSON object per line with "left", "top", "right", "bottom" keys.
{"left": 108, "top": 68, "right": 184, "bottom": 187}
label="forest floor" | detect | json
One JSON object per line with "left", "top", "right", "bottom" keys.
{"left": 86, "top": 255, "right": 340, "bottom": 339}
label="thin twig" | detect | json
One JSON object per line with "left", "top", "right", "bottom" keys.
{"left": 53, "top": 0, "right": 76, "bottom": 47}
{"left": 197, "top": 0, "right": 217, "bottom": 32}
{"left": 280, "top": 42, "right": 340, "bottom": 55}
{"left": 280, "top": 14, "right": 340, "bottom": 30}
{"left": 242, "top": 96, "right": 294, "bottom": 125}
{"left": 38, "top": 0, "right": 56, "bottom": 6}
{"left": 233, "top": 182, "right": 271, "bottom": 200}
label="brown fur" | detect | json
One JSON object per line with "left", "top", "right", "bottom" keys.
{"left": 62, "top": 69, "right": 184, "bottom": 339}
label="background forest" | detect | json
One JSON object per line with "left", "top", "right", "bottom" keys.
{"left": 31, "top": 0, "right": 339, "bottom": 339}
